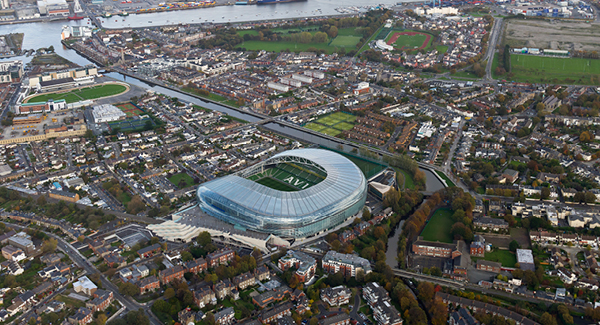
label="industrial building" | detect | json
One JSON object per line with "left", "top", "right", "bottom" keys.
{"left": 91, "top": 104, "right": 127, "bottom": 123}
{"left": 37, "top": 0, "right": 69, "bottom": 16}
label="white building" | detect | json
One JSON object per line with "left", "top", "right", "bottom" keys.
{"left": 91, "top": 104, "right": 126, "bottom": 123}
{"left": 516, "top": 249, "right": 535, "bottom": 271}
{"left": 73, "top": 276, "right": 98, "bottom": 295}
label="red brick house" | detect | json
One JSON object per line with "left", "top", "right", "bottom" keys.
{"left": 206, "top": 248, "right": 235, "bottom": 268}
{"left": 185, "top": 258, "right": 207, "bottom": 274}
{"left": 159, "top": 265, "right": 185, "bottom": 285}
{"left": 137, "top": 275, "right": 160, "bottom": 294}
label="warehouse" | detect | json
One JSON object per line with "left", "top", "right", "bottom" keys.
{"left": 91, "top": 104, "right": 127, "bottom": 124}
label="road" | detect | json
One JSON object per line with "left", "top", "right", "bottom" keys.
{"left": 484, "top": 17, "right": 504, "bottom": 81}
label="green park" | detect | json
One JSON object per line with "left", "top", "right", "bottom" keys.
{"left": 237, "top": 26, "right": 366, "bottom": 54}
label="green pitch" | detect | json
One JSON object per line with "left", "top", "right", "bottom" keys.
{"left": 255, "top": 177, "right": 297, "bottom": 192}
{"left": 511, "top": 54, "right": 600, "bottom": 85}
{"left": 27, "top": 84, "right": 128, "bottom": 103}
{"left": 420, "top": 208, "right": 454, "bottom": 243}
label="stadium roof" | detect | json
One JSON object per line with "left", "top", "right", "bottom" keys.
{"left": 197, "top": 148, "right": 365, "bottom": 218}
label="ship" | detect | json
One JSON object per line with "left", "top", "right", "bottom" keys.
{"left": 236, "top": 0, "right": 255, "bottom": 4}
{"left": 118, "top": 11, "right": 129, "bottom": 16}
{"left": 68, "top": 13, "right": 84, "bottom": 20}
{"left": 101, "top": 12, "right": 112, "bottom": 18}
{"left": 256, "top": 0, "right": 304, "bottom": 3}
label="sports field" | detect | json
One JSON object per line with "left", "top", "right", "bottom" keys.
{"left": 117, "top": 103, "right": 144, "bottom": 117}
{"left": 386, "top": 31, "right": 432, "bottom": 51}
{"left": 26, "top": 84, "right": 128, "bottom": 103}
{"left": 248, "top": 162, "right": 326, "bottom": 191}
{"left": 420, "top": 208, "right": 454, "bottom": 243}
{"left": 109, "top": 117, "right": 154, "bottom": 132}
{"left": 511, "top": 54, "right": 600, "bottom": 85}
{"left": 304, "top": 112, "right": 356, "bottom": 137}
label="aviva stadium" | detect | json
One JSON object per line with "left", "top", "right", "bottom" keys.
{"left": 196, "top": 148, "right": 367, "bottom": 239}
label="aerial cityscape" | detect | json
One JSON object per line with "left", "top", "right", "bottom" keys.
{"left": 0, "top": 0, "right": 599, "bottom": 325}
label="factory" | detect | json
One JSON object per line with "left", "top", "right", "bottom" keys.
{"left": 91, "top": 104, "right": 127, "bottom": 123}
{"left": 37, "top": 0, "right": 69, "bottom": 16}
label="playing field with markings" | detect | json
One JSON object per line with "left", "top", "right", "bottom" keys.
{"left": 385, "top": 31, "right": 432, "bottom": 51}
{"left": 304, "top": 112, "right": 356, "bottom": 137}
{"left": 248, "top": 162, "right": 327, "bottom": 191}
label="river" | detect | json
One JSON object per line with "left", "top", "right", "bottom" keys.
{"left": 98, "top": 0, "right": 420, "bottom": 29}
{"left": 0, "top": 2, "right": 446, "bottom": 189}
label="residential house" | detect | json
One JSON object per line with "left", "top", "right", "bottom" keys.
{"left": 159, "top": 265, "right": 185, "bottom": 285}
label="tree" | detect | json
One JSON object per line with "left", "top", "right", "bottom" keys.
{"left": 536, "top": 102, "right": 546, "bottom": 112}
{"left": 181, "top": 251, "right": 193, "bottom": 262}
{"left": 119, "top": 282, "right": 139, "bottom": 296}
{"left": 539, "top": 312, "right": 557, "bottom": 325}
{"left": 417, "top": 282, "right": 435, "bottom": 302}
{"left": 197, "top": 231, "right": 212, "bottom": 246}
{"left": 97, "top": 314, "right": 108, "bottom": 325}
{"left": 42, "top": 238, "right": 58, "bottom": 253}
{"left": 129, "top": 195, "right": 147, "bottom": 215}
{"left": 299, "top": 32, "right": 312, "bottom": 43}
{"left": 4, "top": 275, "right": 15, "bottom": 287}
{"left": 585, "top": 191, "right": 596, "bottom": 204}
{"left": 328, "top": 26, "right": 338, "bottom": 38}
{"left": 541, "top": 187, "right": 550, "bottom": 200}
{"left": 313, "top": 32, "right": 328, "bottom": 43}
{"left": 509, "top": 240, "right": 521, "bottom": 252}
{"left": 164, "top": 287, "right": 176, "bottom": 300}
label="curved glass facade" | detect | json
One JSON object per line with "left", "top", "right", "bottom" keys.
{"left": 196, "top": 149, "right": 367, "bottom": 238}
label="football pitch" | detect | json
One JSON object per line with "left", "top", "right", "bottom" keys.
{"left": 255, "top": 177, "right": 297, "bottom": 192}
{"left": 511, "top": 54, "right": 600, "bottom": 85}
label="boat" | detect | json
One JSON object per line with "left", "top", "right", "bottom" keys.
{"left": 101, "top": 12, "right": 112, "bottom": 18}
{"left": 256, "top": 0, "right": 305, "bottom": 4}
{"left": 118, "top": 11, "right": 129, "bottom": 16}
{"left": 68, "top": 13, "right": 84, "bottom": 20}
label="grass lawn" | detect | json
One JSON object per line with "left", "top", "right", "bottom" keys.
{"left": 27, "top": 84, "right": 127, "bottom": 103}
{"left": 420, "top": 208, "right": 454, "bottom": 243}
{"left": 330, "top": 35, "right": 362, "bottom": 47}
{"left": 483, "top": 249, "right": 517, "bottom": 267}
{"left": 118, "top": 192, "right": 131, "bottom": 205}
{"left": 394, "top": 168, "right": 415, "bottom": 189}
{"left": 436, "top": 45, "right": 449, "bottom": 54}
{"left": 452, "top": 69, "right": 479, "bottom": 79}
{"left": 491, "top": 54, "right": 501, "bottom": 79}
{"left": 57, "top": 295, "right": 86, "bottom": 308}
{"left": 510, "top": 54, "right": 600, "bottom": 85}
{"left": 168, "top": 172, "right": 195, "bottom": 189}
{"left": 436, "top": 170, "right": 455, "bottom": 187}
